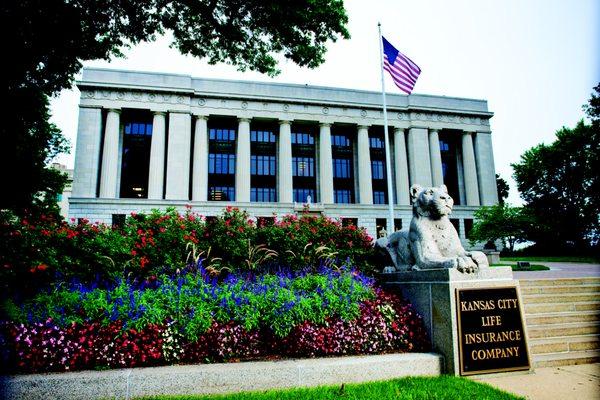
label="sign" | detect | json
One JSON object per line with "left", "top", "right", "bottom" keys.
{"left": 456, "top": 287, "right": 530, "bottom": 375}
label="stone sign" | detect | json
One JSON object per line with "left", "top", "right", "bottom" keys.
{"left": 456, "top": 287, "right": 531, "bottom": 375}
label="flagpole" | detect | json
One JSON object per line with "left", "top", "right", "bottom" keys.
{"left": 378, "top": 22, "right": 396, "bottom": 234}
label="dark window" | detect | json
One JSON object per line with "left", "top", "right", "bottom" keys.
{"left": 342, "top": 218, "right": 358, "bottom": 227}
{"left": 369, "top": 128, "right": 388, "bottom": 204}
{"left": 112, "top": 214, "right": 126, "bottom": 227}
{"left": 208, "top": 119, "right": 237, "bottom": 201}
{"left": 250, "top": 124, "right": 277, "bottom": 203}
{"left": 291, "top": 132, "right": 315, "bottom": 144}
{"left": 394, "top": 218, "right": 403, "bottom": 231}
{"left": 331, "top": 128, "right": 354, "bottom": 203}
{"left": 119, "top": 111, "right": 153, "bottom": 199}
{"left": 376, "top": 218, "right": 387, "bottom": 237}
{"left": 292, "top": 125, "right": 317, "bottom": 202}
{"left": 369, "top": 136, "right": 385, "bottom": 149}
{"left": 464, "top": 218, "right": 474, "bottom": 239}
{"left": 450, "top": 218, "right": 460, "bottom": 232}
{"left": 251, "top": 130, "right": 276, "bottom": 143}
{"left": 257, "top": 216, "right": 275, "bottom": 227}
{"left": 209, "top": 186, "right": 235, "bottom": 201}
{"left": 332, "top": 135, "right": 351, "bottom": 147}
{"left": 439, "top": 131, "right": 461, "bottom": 205}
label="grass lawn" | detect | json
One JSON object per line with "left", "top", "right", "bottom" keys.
{"left": 137, "top": 376, "right": 524, "bottom": 400}
{"left": 491, "top": 263, "right": 550, "bottom": 271}
{"left": 501, "top": 256, "right": 600, "bottom": 263}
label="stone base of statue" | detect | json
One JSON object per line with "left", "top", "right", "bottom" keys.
{"left": 380, "top": 267, "right": 532, "bottom": 376}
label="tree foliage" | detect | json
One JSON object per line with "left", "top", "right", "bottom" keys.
{"left": 495, "top": 174, "right": 509, "bottom": 204}
{"left": 2, "top": 0, "right": 350, "bottom": 214}
{"left": 469, "top": 204, "right": 533, "bottom": 253}
{"left": 511, "top": 85, "right": 600, "bottom": 253}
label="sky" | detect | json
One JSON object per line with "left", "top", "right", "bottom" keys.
{"left": 49, "top": 0, "right": 600, "bottom": 204}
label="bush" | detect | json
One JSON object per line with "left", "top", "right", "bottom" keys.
{"left": 0, "top": 207, "right": 377, "bottom": 296}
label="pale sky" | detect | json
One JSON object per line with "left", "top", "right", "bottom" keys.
{"left": 49, "top": 0, "right": 599, "bottom": 204}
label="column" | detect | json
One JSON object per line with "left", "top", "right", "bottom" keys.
{"left": 393, "top": 127, "right": 410, "bottom": 205}
{"left": 461, "top": 131, "right": 480, "bottom": 206}
{"left": 474, "top": 132, "right": 499, "bottom": 205}
{"left": 99, "top": 109, "right": 121, "bottom": 198}
{"left": 235, "top": 118, "right": 251, "bottom": 202}
{"left": 72, "top": 106, "right": 103, "bottom": 198}
{"left": 357, "top": 125, "right": 373, "bottom": 204}
{"left": 319, "top": 123, "right": 334, "bottom": 203}
{"left": 165, "top": 112, "right": 192, "bottom": 200}
{"left": 192, "top": 115, "right": 209, "bottom": 201}
{"left": 429, "top": 129, "right": 444, "bottom": 187}
{"left": 407, "top": 127, "right": 432, "bottom": 187}
{"left": 147, "top": 112, "right": 166, "bottom": 199}
{"left": 278, "top": 120, "right": 293, "bottom": 203}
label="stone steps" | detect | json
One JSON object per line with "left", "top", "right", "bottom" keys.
{"left": 520, "top": 278, "right": 600, "bottom": 368}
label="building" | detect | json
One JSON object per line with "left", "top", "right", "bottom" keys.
{"left": 51, "top": 163, "right": 73, "bottom": 218}
{"left": 70, "top": 68, "right": 498, "bottom": 243}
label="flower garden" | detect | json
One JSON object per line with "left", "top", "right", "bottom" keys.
{"left": 0, "top": 206, "right": 429, "bottom": 374}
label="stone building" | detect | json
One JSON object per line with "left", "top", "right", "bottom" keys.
{"left": 70, "top": 68, "right": 498, "bottom": 242}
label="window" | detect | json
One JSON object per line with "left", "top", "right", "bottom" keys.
{"left": 335, "top": 189, "right": 353, "bottom": 204}
{"left": 251, "top": 130, "right": 276, "bottom": 143}
{"left": 369, "top": 136, "right": 385, "bottom": 149}
{"left": 209, "top": 153, "right": 236, "bottom": 174}
{"left": 394, "top": 219, "right": 403, "bottom": 231}
{"left": 251, "top": 187, "right": 276, "bottom": 202}
{"left": 342, "top": 218, "right": 358, "bottom": 227}
{"left": 376, "top": 218, "right": 387, "bottom": 237}
{"left": 371, "top": 160, "right": 385, "bottom": 180}
{"left": 373, "top": 190, "right": 387, "bottom": 204}
{"left": 332, "top": 135, "right": 351, "bottom": 147}
{"left": 292, "top": 132, "right": 314, "bottom": 145}
{"left": 251, "top": 155, "right": 276, "bottom": 176}
{"left": 209, "top": 186, "right": 235, "bottom": 201}
{"left": 464, "top": 218, "right": 474, "bottom": 239}
{"left": 333, "top": 158, "right": 352, "bottom": 178}
{"left": 209, "top": 128, "right": 235, "bottom": 141}
{"left": 292, "top": 157, "right": 315, "bottom": 177}
{"left": 293, "top": 188, "right": 315, "bottom": 203}
{"left": 257, "top": 216, "right": 275, "bottom": 227}
{"left": 450, "top": 218, "right": 460, "bottom": 232}
{"left": 120, "top": 112, "right": 153, "bottom": 199}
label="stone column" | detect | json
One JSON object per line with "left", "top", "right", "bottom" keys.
{"left": 147, "top": 111, "right": 166, "bottom": 199}
{"left": 429, "top": 129, "right": 444, "bottom": 187}
{"left": 319, "top": 123, "right": 334, "bottom": 204}
{"left": 474, "top": 132, "right": 499, "bottom": 205}
{"left": 461, "top": 131, "right": 480, "bottom": 206}
{"left": 99, "top": 109, "right": 121, "bottom": 198}
{"left": 235, "top": 118, "right": 251, "bottom": 202}
{"left": 278, "top": 120, "right": 293, "bottom": 203}
{"left": 72, "top": 106, "right": 103, "bottom": 198}
{"left": 192, "top": 115, "right": 209, "bottom": 201}
{"left": 165, "top": 112, "right": 192, "bottom": 200}
{"left": 393, "top": 127, "right": 410, "bottom": 205}
{"left": 407, "top": 127, "right": 432, "bottom": 187}
{"left": 357, "top": 125, "right": 373, "bottom": 204}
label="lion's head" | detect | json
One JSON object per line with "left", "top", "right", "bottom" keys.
{"left": 410, "top": 184, "right": 454, "bottom": 218}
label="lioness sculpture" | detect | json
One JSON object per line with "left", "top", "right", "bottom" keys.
{"left": 376, "top": 184, "right": 488, "bottom": 274}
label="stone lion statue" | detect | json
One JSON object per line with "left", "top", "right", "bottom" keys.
{"left": 375, "top": 184, "right": 489, "bottom": 274}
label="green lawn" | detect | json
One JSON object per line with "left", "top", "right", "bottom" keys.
{"left": 137, "top": 376, "right": 523, "bottom": 400}
{"left": 491, "top": 263, "right": 550, "bottom": 271}
{"left": 501, "top": 256, "right": 600, "bottom": 263}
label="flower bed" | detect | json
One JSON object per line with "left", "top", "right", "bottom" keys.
{"left": 1, "top": 267, "right": 429, "bottom": 374}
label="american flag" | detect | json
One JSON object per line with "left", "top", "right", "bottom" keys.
{"left": 382, "top": 36, "right": 421, "bottom": 94}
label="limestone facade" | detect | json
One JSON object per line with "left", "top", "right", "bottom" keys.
{"left": 70, "top": 68, "right": 499, "bottom": 244}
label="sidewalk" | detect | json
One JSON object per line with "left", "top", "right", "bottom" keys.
{"left": 512, "top": 262, "right": 600, "bottom": 280}
{"left": 473, "top": 364, "right": 600, "bottom": 400}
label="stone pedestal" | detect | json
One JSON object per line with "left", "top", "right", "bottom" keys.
{"left": 381, "top": 267, "right": 529, "bottom": 375}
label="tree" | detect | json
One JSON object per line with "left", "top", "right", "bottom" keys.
{"left": 496, "top": 174, "right": 509, "bottom": 205}
{"left": 469, "top": 204, "right": 532, "bottom": 253}
{"left": 512, "top": 85, "right": 600, "bottom": 253}
{"left": 2, "top": 0, "right": 350, "bottom": 213}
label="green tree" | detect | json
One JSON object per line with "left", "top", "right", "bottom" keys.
{"left": 512, "top": 86, "right": 599, "bottom": 253}
{"left": 469, "top": 204, "right": 532, "bottom": 253}
{"left": 496, "top": 174, "right": 509, "bottom": 205}
{"left": 2, "top": 0, "right": 350, "bottom": 213}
